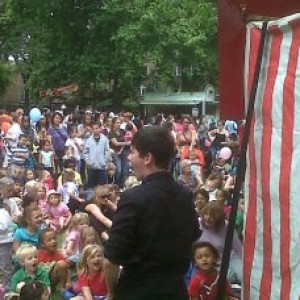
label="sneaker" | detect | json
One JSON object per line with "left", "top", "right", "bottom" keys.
{"left": 61, "top": 289, "right": 75, "bottom": 300}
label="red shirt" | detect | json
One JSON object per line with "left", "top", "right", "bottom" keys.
{"left": 188, "top": 270, "right": 232, "bottom": 299}
{"left": 78, "top": 272, "right": 107, "bottom": 296}
{"left": 181, "top": 147, "right": 205, "bottom": 166}
{"left": 38, "top": 249, "right": 66, "bottom": 263}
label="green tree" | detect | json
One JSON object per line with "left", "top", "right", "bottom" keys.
{"left": 0, "top": 62, "right": 12, "bottom": 98}
{"left": 0, "top": 0, "right": 217, "bottom": 106}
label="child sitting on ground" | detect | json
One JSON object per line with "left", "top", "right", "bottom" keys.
{"left": 71, "top": 245, "right": 107, "bottom": 300}
{"left": 9, "top": 244, "right": 50, "bottom": 294}
{"left": 13, "top": 205, "right": 44, "bottom": 252}
{"left": 58, "top": 168, "right": 84, "bottom": 214}
{"left": 188, "top": 242, "right": 236, "bottom": 300}
{"left": 45, "top": 189, "right": 72, "bottom": 232}
{"left": 37, "top": 185, "right": 48, "bottom": 221}
{"left": 61, "top": 212, "right": 89, "bottom": 265}
{"left": 80, "top": 226, "right": 101, "bottom": 250}
{"left": 39, "top": 170, "right": 54, "bottom": 192}
{"left": 38, "top": 228, "right": 70, "bottom": 293}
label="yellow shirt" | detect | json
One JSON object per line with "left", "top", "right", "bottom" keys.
{"left": 57, "top": 171, "right": 83, "bottom": 187}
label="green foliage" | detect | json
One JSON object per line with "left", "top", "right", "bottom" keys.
{"left": 0, "top": 0, "right": 217, "bottom": 105}
{"left": 0, "top": 61, "right": 12, "bottom": 98}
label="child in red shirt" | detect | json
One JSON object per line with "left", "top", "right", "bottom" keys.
{"left": 74, "top": 244, "right": 107, "bottom": 299}
{"left": 188, "top": 242, "right": 236, "bottom": 300}
{"left": 37, "top": 228, "right": 69, "bottom": 291}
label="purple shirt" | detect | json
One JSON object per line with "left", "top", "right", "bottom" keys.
{"left": 47, "top": 126, "right": 68, "bottom": 152}
{"left": 197, "top": 220, "right": 242, "bottom": 266}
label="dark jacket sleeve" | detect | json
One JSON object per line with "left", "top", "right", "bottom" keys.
{"left": 104, "top": 192, "right": 141, "bottom": 265}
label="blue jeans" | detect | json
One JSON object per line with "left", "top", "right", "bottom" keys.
{"left": 87, "top": 168, "right": 108, "bottom": 189}
{"left": 114, "top": 152, "right": 129, "bottom": 187}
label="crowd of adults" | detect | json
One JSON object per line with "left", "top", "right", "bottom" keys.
{"left": 0, "top": 105, "right": 244, "bottom": 300}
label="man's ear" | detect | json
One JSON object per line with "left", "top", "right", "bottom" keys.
{"left": 143, "top": 152, "right": 152, "bottom": 167}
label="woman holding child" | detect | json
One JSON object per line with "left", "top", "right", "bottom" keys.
{"left": 108, "top": 117, "right": 131, "bottom": 187}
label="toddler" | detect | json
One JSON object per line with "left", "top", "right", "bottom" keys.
{"left": 216, "top": 189, "right": 232, "bottom": 219}
{"left": 38, "top": 140, "right": 55, "bottom": 175}
{"left": 37, "top": 185, "right": 48, "bottom": 219}
{"left": 38, "top": 228, "right": 69, "bottom": 292}
{"left": 45, "top": 190, "right": 72, "bottom": 232}
{"left": 10, "top": 244, "right": 50, "bottom": 293}
{"left": 61, "top": 212, "right": 89, "bottom": 264}
{"left": 204, "top": 172, "right": 224, "bottom": 201}
{"left": 65, "top": 126, "right": 84, "bottom": 172}
{"left": 10, "top": 134, "right": 30, "bottom": 178}
{"left": 58, "top": 168, "right": 84, "bottom": 214}
{"left": 194, "top": 189, "right": 209, "bottom": 217}
{"left": 188, "top": 242, "right": 235, "bottom": 300}
{"left": 80, "top": 226, "right": 101, "bottom": 250}
{"left": 39, "top": 170, "right": 54, "bottom": 191}
{"left": 24, "top": 169, "right": 35, "bottom": 183}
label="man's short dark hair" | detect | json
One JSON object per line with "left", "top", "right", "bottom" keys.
{"left": 131, "top": 126, "right": 175, "bottom": 169}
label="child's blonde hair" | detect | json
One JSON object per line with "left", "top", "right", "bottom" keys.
{"left": 80, "top": 226, "right": 101, "bottom": 250}
{"left": 24, "top": 180, "right": 40, "bottom": 195}
{"left": 124, "top": 175, "right": 139, "bottom": 190}
{"left": 16, "top": 244, "right": 37, "bottom": 263}
{"left": 40, "top": 170, "right": 51, "bottom": 181}
{"left": 77, "top": 244, "right": 103, "bottom": 275}
{"left": 62, "top": 168, "right": 75, "bottom": 182}
{"left": 67, "top": 212, "right": 89, "bottom": 232}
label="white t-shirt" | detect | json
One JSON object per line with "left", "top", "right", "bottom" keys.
{"left": 65, "top": 137, "right": 84, "bottom": 160}
{"left": 6, "top": 122, "right": 22, "bottom": 147}
{"left": 58, "top": 181, "right": 79, "bottom": 205}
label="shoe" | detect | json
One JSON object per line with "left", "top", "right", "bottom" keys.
{"left": 61, "top": 289, "right": 75, "bottom": 300}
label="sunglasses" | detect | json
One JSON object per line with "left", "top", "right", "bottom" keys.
{"left": 99, "top": 194, "right": 111, "bottom": 199}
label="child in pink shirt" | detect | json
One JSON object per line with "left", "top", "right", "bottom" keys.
{"left": 61, "top": 212, "right": 89, "bottom": 264}
{"left": 45, "top": 189, "right": 72, "bottom": 232}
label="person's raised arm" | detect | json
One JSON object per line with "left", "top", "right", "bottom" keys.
{"left": 110, "top": 137, "right": 129, "bottom": 147}
{"left": 85, "top": 203, "right": 112, "bottom": 228}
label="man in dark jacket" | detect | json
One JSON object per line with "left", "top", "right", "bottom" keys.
{"left": 104, "top": 126, "right": 200, "bottom": 300}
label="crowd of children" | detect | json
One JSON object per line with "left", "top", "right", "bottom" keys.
{"left": 0, "top": 107, "right": 244, "bottom": 299}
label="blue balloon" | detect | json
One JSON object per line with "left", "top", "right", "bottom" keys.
{"left": 29, "top": 108, "right": 42, "bottom": 122}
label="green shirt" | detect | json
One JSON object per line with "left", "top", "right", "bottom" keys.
{"left": 10, "top": 265, "right": 50, "bottom": 292}
{"left": 235, "top": 209, "right": 244, "bottom": 238}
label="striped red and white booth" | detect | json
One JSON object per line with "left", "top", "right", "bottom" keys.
{"left": 243, "top": 14, "right": 300, "bottom": 300}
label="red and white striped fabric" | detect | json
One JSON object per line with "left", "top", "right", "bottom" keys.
{"left": 243, "top": 14, "right": 300, "bottom": 300}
